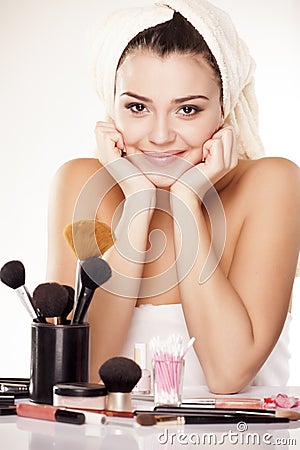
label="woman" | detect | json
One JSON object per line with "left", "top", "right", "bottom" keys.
{"left": 46, "top": 1, "right": 300, "bottom": 393}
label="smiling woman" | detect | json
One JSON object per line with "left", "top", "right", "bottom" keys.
{"left": 46, "top": 0, "right": 300, "bottom": 393}
{"left": 113, "top": 50, "right": 224, "bottom": 187}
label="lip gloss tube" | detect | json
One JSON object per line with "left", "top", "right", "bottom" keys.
{"left": 16, "top": 403, "right": 107, "bottom": 425}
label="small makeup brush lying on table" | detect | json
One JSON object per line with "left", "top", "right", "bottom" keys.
{"left": 152, "top": 405, "right": 300, "bottom": 421}
{"left": 135, "top": 406, "right": 300, "bottom": 426}
{"left": 136, "top": 413, "right": 293, "bottom": 426}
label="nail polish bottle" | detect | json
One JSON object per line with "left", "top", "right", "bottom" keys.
{"left": 133, "top": 343, "right": 151, "bottom": 394}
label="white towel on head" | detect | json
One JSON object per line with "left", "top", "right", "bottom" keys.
{"left": 90, "top": 0, "right": 265, "bottom": 160}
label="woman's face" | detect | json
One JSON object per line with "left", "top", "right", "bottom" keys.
{"left": 114, "top": 50, "right": 223, "bottom": 187}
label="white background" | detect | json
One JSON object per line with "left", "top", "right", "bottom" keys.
{"left": 0, "top": 0, "right": 299, "bottom": 383}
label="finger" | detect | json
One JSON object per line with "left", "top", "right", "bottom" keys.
{"left": 211, "top": 125, "right": 234, "bottom": 139}
{"left": 221, "top": 128, "right": 234, "bottom": 169}
{"left": 203, "top": 137, "right": 224, "bottom": 167}
{"left": 221, "top": 127, "right": 237, "bottom": 170}
{"left": 95, "top": 122, "right": 125, "bottom": 150}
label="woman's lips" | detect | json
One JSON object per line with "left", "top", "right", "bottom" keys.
{"left": 126, "top": 150, "right": 193, "bottom": 181}
{"left": 142, "top": 151, "right": 185, "bottom": 166}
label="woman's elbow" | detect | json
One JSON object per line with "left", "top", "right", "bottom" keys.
{"left": 205, "top": 366, "right": 256, "bottom": 395}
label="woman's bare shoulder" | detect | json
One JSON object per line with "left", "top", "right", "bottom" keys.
{"left": 49, "top": 158, "right": 104, "bottom": 214}
{"left": 54, "top": 157, "right": 102, "bottom": 181}
{"left": 238, "top": 156, "right": 299, "bottom": 196}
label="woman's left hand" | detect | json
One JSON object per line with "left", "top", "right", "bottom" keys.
{"left": 171, "top": 126, "right": 238, "bottom": 201}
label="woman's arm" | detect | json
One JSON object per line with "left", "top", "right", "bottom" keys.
{"left": 46, "top": 156, "right": 155, "bottom": 382}
{"left": 171, "top": 156, "right": 300, "bottom": 394}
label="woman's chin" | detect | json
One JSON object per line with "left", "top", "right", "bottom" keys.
{"left": 145, "top": 173, "right": 177, "bottom": 189}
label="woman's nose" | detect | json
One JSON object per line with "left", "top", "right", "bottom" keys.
{"left": 148, "top": 115, "right": 176, "bottom": 146}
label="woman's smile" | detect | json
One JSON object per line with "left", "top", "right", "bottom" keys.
{"left": 141, "top": 150, "right": 187, "bottom": 166}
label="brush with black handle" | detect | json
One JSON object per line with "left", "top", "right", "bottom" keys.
{"left": 63, "top": 220, "right": 114, "bottom": 310}
{"left": 71, "top": 257, "right": 112, "bottom": 325}
{"left": 136, "top": 413, "right": 290, "bottom": 426}
{"left": 0, "top": 260, "right": 45, "bottom": 323}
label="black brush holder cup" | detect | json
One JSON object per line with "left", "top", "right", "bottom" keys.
{"left": 29, "top": 322, "right": 89, "bottom": 404}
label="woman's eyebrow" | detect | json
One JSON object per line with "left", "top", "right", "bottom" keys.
{"left": 173, "top": 94, "right": 209, "bottom": 103}
{"left": 120, "top": 91, "right": 209, "bottom": 103}
{"left": 121, "top": 92, "right": 151, "bottom": 102}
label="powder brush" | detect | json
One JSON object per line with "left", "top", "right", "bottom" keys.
{"left": 71, "top": 257, "right": 112, "bottom": 325}
{"left": 63, "top": 220, "right": 114, "bottom": 260}
{"left": 0, "top": 260, "right": 45, "bottom": 322}
{"left": 63, "top": 219, "right": 114, "bottom": 309}
{"left": 99, "top": 357, "right": 142, "bottom": 412}
{"left": 32, "top": 282, "right": 69, "bottom": 325}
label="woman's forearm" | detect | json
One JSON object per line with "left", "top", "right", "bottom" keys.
{"left": 171, "top": 193, "right": 258, "bottom": 393}
{"left": 89, "top": 192, "right": 155, "bottom": 381}
{"left": 103, "top": 191, "right": 155, "bottom": 297}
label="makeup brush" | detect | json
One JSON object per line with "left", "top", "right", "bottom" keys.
{"left": 0, "top": 260, "right": 45, "bottom": 323}
{"left": 63, "top": 220, "right": 114, "bottom": 260}
{"left": 136, "top": 413, "right": 290, "bottom": 426}
{"left": 61, "top": 285, "right": 75, "bottom": 324}
{"left": 71, "top": 257, "right": 112, "bottom": 325}
{"left": 32, "top": 282, "right": 69, "bottom": 325}
{"left": 63, "top": 220, "right": 114, "bottom": 311}
{"left": 153, "top": 406, "right": 300, "bottom": 421}
{"left": 99, "top": 357, "right": 142, "bottom": 412}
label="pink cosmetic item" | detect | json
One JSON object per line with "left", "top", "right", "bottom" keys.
{"left": 16, "top": 403, "right": 86, "bottom": 425}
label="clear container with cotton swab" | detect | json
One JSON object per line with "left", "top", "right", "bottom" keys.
{"left": 150, "top": 335, "right": 195, "bottom": 406}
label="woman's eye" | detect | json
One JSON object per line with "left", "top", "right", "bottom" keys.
{"left": 126, "top": 103, "right": 147, "bottom": 114}
{"left": 178, "top": 105, "right": 201, "bottom": 116}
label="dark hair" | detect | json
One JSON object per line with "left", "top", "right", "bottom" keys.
{"left": 117, "top": 12, "right": 223, "bottom": 105}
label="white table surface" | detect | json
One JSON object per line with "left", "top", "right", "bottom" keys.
{"left": 1, "top": 386, "right": 300, "bottom": 450}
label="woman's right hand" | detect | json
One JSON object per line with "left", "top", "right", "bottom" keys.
{"left": 95, "top": 121, "right": 156, "bottom": 201}
{"left": 95, "top": 121, "right": 125, "bottom": 164}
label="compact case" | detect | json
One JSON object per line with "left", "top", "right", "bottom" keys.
{"left": 53, "top": 382, "right": 107, "bottom": 410}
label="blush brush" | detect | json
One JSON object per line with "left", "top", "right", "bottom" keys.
{"left": 0, "top": 260, "right": 45, "bottom": 323}
{"left": 32, "top": 282, "right": 69, "bottom": 325}
{"left": 99, "top": 357, "right": 142, "bottom": 412}
{"left": 71, "top": 256, "right": 112, "bottom": 325}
